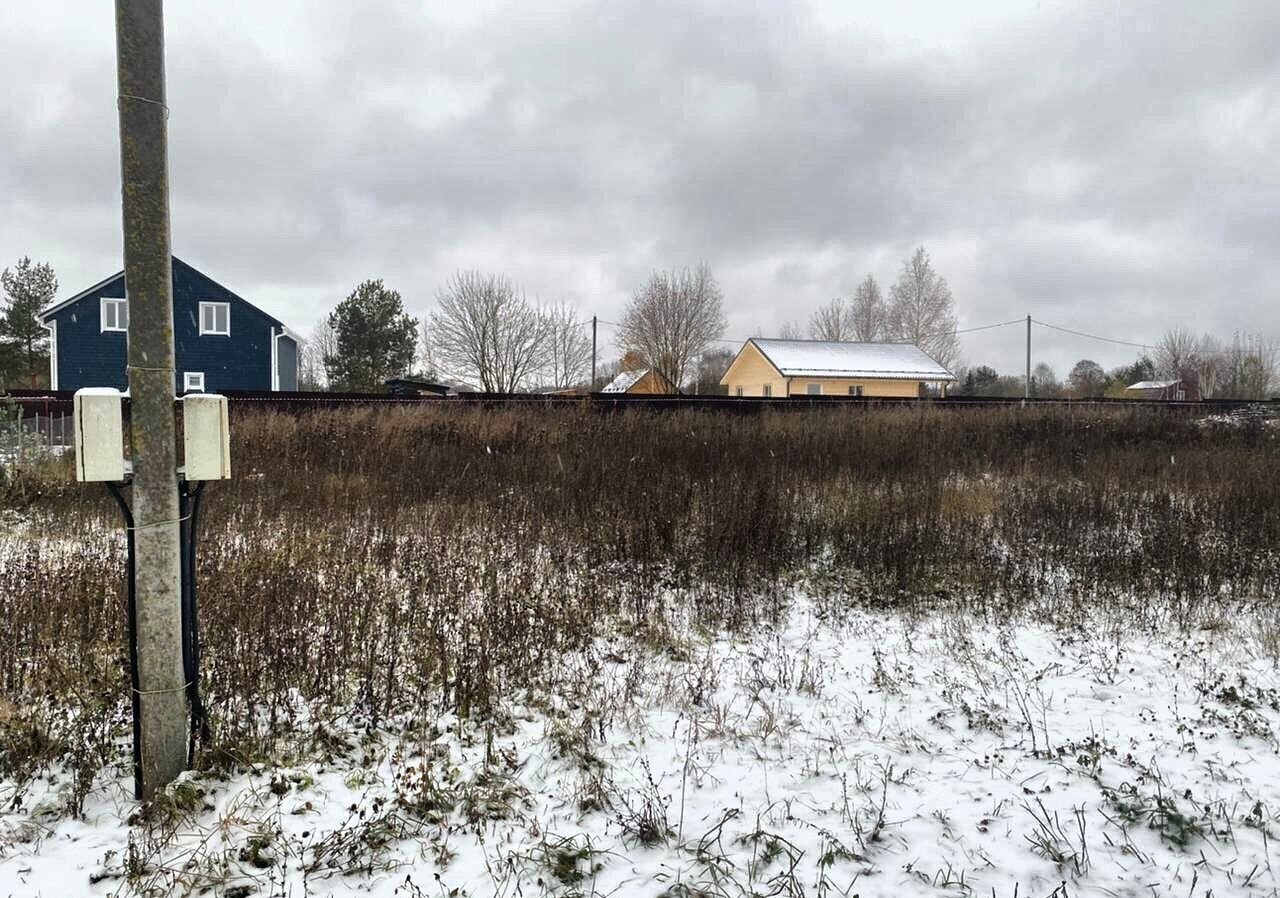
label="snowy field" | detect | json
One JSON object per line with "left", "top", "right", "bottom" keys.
{"left": 5, "top": 595, "right": 1280, "bottom": 898}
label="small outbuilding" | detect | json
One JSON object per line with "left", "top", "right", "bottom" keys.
{"left": 1125, "top": 379, "right": 1199, "bottom": 401}
{"left": 600, "top": 368, "right": 675, "bottom": 395}
{"left": 385, "top": 377, "right": 452, "bottom": 396}
{"left": 720, "top": 338, "right": 955, "bottom": 398}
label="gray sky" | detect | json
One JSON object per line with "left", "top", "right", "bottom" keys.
{"left": 3, "top": 0, "right": 1277, "bottom": 377}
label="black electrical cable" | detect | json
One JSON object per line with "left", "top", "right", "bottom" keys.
{"left": 179, "top": 481, "right": 211, "bottom": 763}
{"left": 187, "top": 480, "right": 210, "bottom": 752}
{"left": 104, "top": 482, "right": 143, "bottom": 801}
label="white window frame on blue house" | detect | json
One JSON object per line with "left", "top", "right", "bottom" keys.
{"left": 199, "top": 301, "right": 230, "bottom": 336}
{"left": 100, "top": 297, "right": 128, "bottom": 332}
{"left": 183, "top": 371, "right": 205, "bottom": 393}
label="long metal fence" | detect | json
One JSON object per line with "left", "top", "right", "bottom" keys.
{"left": 5, "top": 387, "right": 1279, "bottom": 418}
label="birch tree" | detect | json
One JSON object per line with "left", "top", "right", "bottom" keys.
{"left": 887, "top": 247, "right": 959, "bottom": 369}
{"left": 849, "top": 274, "right": 887, "bottom": 341}
{"left": 1155, "top": 327, "right": 1224, "bottom": 396}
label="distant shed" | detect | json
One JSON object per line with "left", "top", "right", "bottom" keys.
{"left": 600, "top": 368, "right": 675, "bottom": 395}
{"left": 384, "top": 377, "right": 451, "bottom": 397}
{"left": 1125, "top": 379, "right": 1199, "bottom": 401}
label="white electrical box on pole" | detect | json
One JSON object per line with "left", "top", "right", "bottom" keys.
{"left": 182, "top": 394, "right": 231, "bottom": 481}
{"left": 73, "top": 389, "right": 128, "bottom": 483}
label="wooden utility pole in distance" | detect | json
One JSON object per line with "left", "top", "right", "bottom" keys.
{"left": 115, "top": 0, "right": 188, "bottom": 797}
{"left": 1024, "top": 314, "right": 1032, "bottom": 402}
{"left": 591, "top": 315, "right": 597, "bottom": 388}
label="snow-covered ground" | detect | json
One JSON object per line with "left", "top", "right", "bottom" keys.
{"left": 6, "top": 596, "right": 1280, "bottom": 897}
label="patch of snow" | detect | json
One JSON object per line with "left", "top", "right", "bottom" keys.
{"left": 5, "top": 598, "right": 1280, "bottom": 896}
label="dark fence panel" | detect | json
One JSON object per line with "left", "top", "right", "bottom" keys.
{"left": 5, "top": 386, "right": 1279, "bottom": 419}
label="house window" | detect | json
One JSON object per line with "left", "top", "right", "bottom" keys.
{"left": 735, "top": 386, "right": 743, "bottom": 397}
{"left": 199, "top": 301, "right": 230, "bottom": 336}
{"left": 183, "top": 372, "right": 205, "bottom": 393}
{"left": 1175, "top": 389, "right": 1186, "bottom": 401}
{"left": 806, "top": 383, "right": 821, "bottom": 396}
{"left": 762, "top": 384, "right": 772, "bottom": 397}
{"left": 848, "top": 385, "right": 864, "bottom": 397}
{"left": 101, "top": 298, "right": 128, "bottom": 332}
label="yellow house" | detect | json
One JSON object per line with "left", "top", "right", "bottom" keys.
{"left": 720, "top": 338, "right": 955, "bottom": 398}
{"left": 601, "top": 367, "right": 676, "bottom": 395}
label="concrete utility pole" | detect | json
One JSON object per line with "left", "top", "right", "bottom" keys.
{"left": 115, "top": 0, "right": 187, "bottom": 797}
{"left": 1025, "top": 314, "right": 1032, "bottom": 401}
{"left": 591, "top": 315, "right": 597, "bottom": 388}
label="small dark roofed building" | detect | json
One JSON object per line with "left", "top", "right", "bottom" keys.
{"left": 384, "top": 377, "right": 451, "bottom": 396}
{"left": 1125, "top": 379, "right": 1199, "bottom": 401}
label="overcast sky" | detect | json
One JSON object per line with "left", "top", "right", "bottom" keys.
{"left": 3, "top": 1, "right": 1277, "bottom": 376}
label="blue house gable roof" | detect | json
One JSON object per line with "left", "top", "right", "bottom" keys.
{"left": 40, "top": 256, "right": 298, "bottom": 393}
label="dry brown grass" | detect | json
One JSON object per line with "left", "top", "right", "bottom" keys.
{"left": 2, "top": 402, "right": 1277, "bottom": 790}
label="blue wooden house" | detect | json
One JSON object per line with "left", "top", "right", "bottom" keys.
{"left": 39, "top": 256, "right": 298, "bottom": 394}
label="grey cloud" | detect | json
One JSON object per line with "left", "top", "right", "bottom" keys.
{"left": 2, "top": 0, "right": 1277, "bottom": 375}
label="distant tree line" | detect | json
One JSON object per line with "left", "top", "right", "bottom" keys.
{"left": 303, "top": 264, "right": 727, "bottom": 394}
{"left": 306, "top": 247, "right": 965, "bottom": 395}
{"left": 4, "top": 247, "right": 1273, "bottom": 400}
{"left": 955, "top": 328, "right": 1279, "bottom": 400}
{"left": 779, "top": 246, "right": 960, "bottom": 371}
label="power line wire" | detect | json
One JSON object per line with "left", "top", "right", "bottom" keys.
{"left": 595, "top": 316, "right": 1026, "bottom": 346}
{"left": 1032, "top": 319, "right": 1154, "bottom": 350}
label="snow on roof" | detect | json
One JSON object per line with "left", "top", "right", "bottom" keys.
{"left": 1127, "top": 380, "right": 1180, "bottom": 390}
{"left": 601, "top": 369, "right": 648, "bottom": 393}
{"left": 750, "top": 339, "right": 955, "bottom": 381}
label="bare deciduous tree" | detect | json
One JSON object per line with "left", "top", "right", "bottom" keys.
{"left": 1031, "top": 361, "right": 1061, "bottom": 398}
{"left": 430, "top": 271, "right": 550, "bottom": 393}
{"left": 1217, "top": 332, "right": 1278, "bottom": 399}
{"left": 808, "top": 297, "right": 851, "bottom": 341}
{"left": 417, "top": 319, "right": 439, "bottom": 380}
{"left": 619, "top": 264, "right": 726, "bottom": 393}
{"left": 542, "top": 300, "right": 593, "bottom": 390}
{"left": 887, "top": 247, "right": 959, "bottom": 369}
{"left": 691, "top": 347, "right": 735, "bottom": 395}
{"left": 1068, "top": 358, "right": 1107, "bottom": 397}
{"left": 849, "top": 275, "right": 887, "bottom": 341}
{"left": 777, "top": 319, "right": 804, "bottom": 340}
{"left": 299, "top": 316, "right": 336, "bottom": 390}
{"left": 1154, "top": 327, "right": 1225, "bottom": 397}
{"left": 1195, "top": 334, "right": 1224, "bottom": 398}
{"left": 1153, "top": 327, "right": 1200, "bottom": 383}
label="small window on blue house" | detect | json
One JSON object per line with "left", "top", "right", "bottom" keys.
{"left": 199, "top": 302, "right": 230, "bottom": 336}
{"left": 183, "top": 372, "right": 205, "bottom": 393}
{"left": 101, "top": 298, "right": 128, "bottom": 332}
